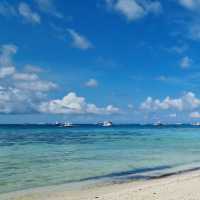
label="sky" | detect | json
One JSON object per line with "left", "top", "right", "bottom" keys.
{"left": 1, "top": 0, "right": 200, "bottom": 123}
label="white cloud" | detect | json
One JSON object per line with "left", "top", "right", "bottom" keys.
{"left": 190, "top": 111, "right": 200, "bottom": 118}
{"left": 180, "top": 56, "right": 192, "bottom": 69}
{"left": 105, "top": 0, "right": 162, "bottom": 21}
{"left": 39, "top": 92, "right": 119, "bottom": 115}
{"left": 167, "top": 44, "right": 188, "bottom": 54}
{"left": 0, "top": 67, "right": 15, "bottom": 78}
{"left": 85, "top": 78, "right": 98, "bottom": 88}
{"left": 0, "top": 44, "right": 17, "bottom": 78}
{"left": 24, "top": 64, "right": 43, "bottom": 73}
{"left": 144, "top": 1, "right": 162, "bottom": 14}
{"left": 0, "top": 44, "right": 118, "bottom": 115}
{"left": 0, "top": 43, "right": 57, "bottom": 114}
{"left": 67, "top": 29, "right": 93, "bottom": 50}
{"left": 0, "top": 1, "right": 42, "bottom": 24}
{"left": 0, "top": 44, "right": 17, "bottom": 67}
{"left": 115, "top": 0, "right": 145, "bottom": 21}
{"left": 34, "top": 0, "right": 63, "bottom": 18}
{"left": 177, "top": 1, "right": 200, "bottom": 41}
{"left": 13, "top": 73, "right": 39, "bottom": 81}
{"left": 18, "top": 2, "right": 41, "bottom": 24}
{"left": 141, "top": 96, "right": 182, "bottom": 110}
{"left": 0, "top": 86, "right": 39, "bottom": 114}
{"left": 178, "top": 0, "right": 200, "bottom": 10}
{"left": 15, "top": 80, "right": 57, "bottom": 92}
{"left": 104, "top": 105, "right": 119, "bottom": 113}
{"left": 141, "top": 92, "right": 200, "bottom": 111}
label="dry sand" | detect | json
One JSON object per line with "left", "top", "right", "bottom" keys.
{"left": 2, "top": 169, "right": 200, "bottom": 200}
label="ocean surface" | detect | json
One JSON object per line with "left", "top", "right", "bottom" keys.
{"left": 1, "top": 124, "right": 200, "bottom": 194}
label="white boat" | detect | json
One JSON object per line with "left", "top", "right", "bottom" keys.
{"left": 62, "top": 122, "right": 73, "bottom": 127}
{"left": 102, "top": 121, "right": 113, "bottom": 127}
{"left": 153, "top": 121, "right": 163, "bottom": 126}
{"left": 192, "top": 122, "right": 200, "bottom": 126}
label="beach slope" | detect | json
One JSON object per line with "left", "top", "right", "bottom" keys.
{"left": 2, "top": 170, "right": 200, "bottom": 200}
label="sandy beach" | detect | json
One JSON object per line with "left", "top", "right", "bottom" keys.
{"left": 1, "top": 169, "right": 200, "bottom": 200}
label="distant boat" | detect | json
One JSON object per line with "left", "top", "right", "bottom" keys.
{"left": 102, "top": 121, "right": 113, "bottom": 127}
{"left": 175, "top": 123, "right": 183, "bottom": 125}
{"left": 57, "top": 122, "right": 74, "bottom": 128}
{"left": 55, "top": 121, "right": 60, "bottom": 125}
{"left": 153, "top": 121, "right": 163, "bottom": 126}
{"left": 63, "top": 122, "right": 73, "bottom": 127}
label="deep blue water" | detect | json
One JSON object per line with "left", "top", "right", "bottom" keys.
{"left": 1, "top": 124, "right": 200, "bottom": 194}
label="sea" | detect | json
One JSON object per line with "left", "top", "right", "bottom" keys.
{"left": 1, "top": 124, "right": 200, "bottom": 194}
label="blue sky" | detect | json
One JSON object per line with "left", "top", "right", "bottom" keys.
{"left": 1, "top": 0, "right": 200, "bottom": 123}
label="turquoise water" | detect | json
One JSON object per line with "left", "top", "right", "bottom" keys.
{"left": 1, "top": 125, "right": 200, "bottom": 194}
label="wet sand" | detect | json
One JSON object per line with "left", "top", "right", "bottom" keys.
{"left": 2, "top": 169, "right": 200, "bottom": 200}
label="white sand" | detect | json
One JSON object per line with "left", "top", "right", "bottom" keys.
{"left": 2, "top": 170, "right": 200, "bottom": 200}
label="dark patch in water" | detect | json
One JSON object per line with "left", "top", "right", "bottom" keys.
{"left": 73, "top": 165, "right": 172, "bottom": 183}
{"left": 70, "top": 166, "right": 200, "bottom": 185}
{"left": 150, "top": 167, "right": 200, "bottom": 180}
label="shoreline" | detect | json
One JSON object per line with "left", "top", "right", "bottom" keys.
{"left": 2, "top": 167, "right": 200, "bottom": 200}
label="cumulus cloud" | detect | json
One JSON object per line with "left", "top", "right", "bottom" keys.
{"left": 67, "top": 29, "right": 93, "bottom": 50}
{"left": 0, "top": 86, "right": 40, "bottom": 114}
{"left": 18, "top": 2, "right": 41, "bottom": 24}
{"left": 39, "top": 92, "right": 119, "bottom": 115}
{"left": 141, "top": 92, "right": 200, "bottom": 111}
{"left": 85, "top": 78, "right": 98, "bottom": 88}
{"left": 115, "top": 0, "right": 145, "bottom": 21}
{"left": 0, "top": 44, "right": 118, "bottom": 115}
{"left": 34, "top": 0, "right": 63, "bottom": 18}
{"left": 0, "top": 67, "right": 15, "bottom": 78}
{"left": 180, "top": 56, "right": 192, "bottom": 69}
{"left": 105, "top": 0, "right": 162, "bottom": 21}
{"left": 0, "top": 43, "right": 57, "bottom": 114}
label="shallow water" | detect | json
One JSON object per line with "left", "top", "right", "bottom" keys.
{"left": 1, "top": 124, "right": 200, "bottom": 193}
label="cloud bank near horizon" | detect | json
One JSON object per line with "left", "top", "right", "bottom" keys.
{"left": 0, "top": 44, "right": 119, "bottom": 115}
